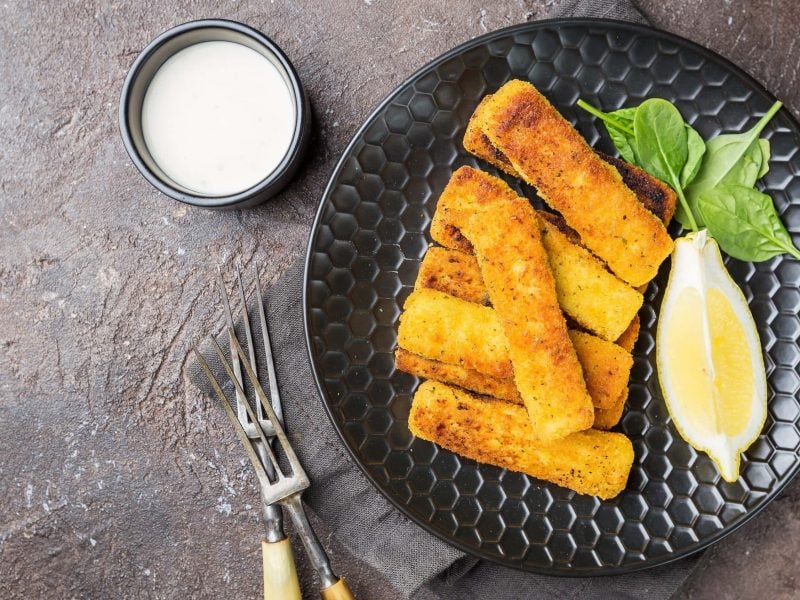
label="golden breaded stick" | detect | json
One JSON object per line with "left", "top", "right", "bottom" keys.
{"left": 409, "top": 381, "right": 633, "bottom": 499}
{"left": 430, "top": 166, "right": 512, "bottom": 253}
{"left": 419, "top": 243, "right": 642, "bottom": 356}
{"left": 540, "top": 218, "right": 642, "bottom": 341}
{"left": 399, "top": 345, "right": 626, "bottom": 429}
{"left": 416, "top": 247, "right": 489, "bottom": 305}
{"left": 476, "top": 80, "right": 673, "bottom": 287}
{"left": 568, "top": 330, "right": 633, "bottom": 410}
{"left": 430, "top": 168, "right": 642, "bottom": 341}
{"left": 593, "top": 388, "right": 629, "bottom": 430}
{"left": 418, "top": 232, "right": 645, "bottom": 353}
{"left": 463, "top": 197, "right": 594, "bottom": 439}
{"left": 397, "top": 326, "right": 630, "bottom": 412}
{"left": 599, "top": 153, "right": 677, "bottom": 225}
{"left": 465, "top": 98, "right": 677, "bottom": 226}
{"left": 408, "top": 272, "right": 631, "bottom": 409}
{"left": 413, "top": 247, "right": 634, "bottom": 408}
{"left": 398, "top": 288, "right": 512, "bottom": 379}
{"left": 595, "top": 315, "right": 643, "bottom": 429}
{"left": 616, "top": 315, "right": 641, "bottom": 353}
{"left": 396, "top": 348, "right": 521, "bottom": 403}
{"left": 464, "top": 94, "right": 519, "bottom": 176}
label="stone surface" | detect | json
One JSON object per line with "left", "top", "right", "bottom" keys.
{"left": 0, "top": 1, "right": 798, "bottom": 598}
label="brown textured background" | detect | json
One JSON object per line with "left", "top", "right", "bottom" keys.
{"left": 1, "top": 1, "right": 799, "bottom": 598}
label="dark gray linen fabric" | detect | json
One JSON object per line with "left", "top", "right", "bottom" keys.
{"left": 188, "top": 2, "right": 702, "bottom": 597}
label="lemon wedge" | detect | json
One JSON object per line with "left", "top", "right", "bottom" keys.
{"left": 656, "top": 230, "right": 768, "bottom": 482}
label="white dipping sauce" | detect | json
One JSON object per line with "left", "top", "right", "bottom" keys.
{"left": 142, "top": 41, "right": 295, "bottom": 196}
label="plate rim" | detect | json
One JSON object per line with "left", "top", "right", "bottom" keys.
{"left": 302, "top": 17, "right": 800, "bottom": 576}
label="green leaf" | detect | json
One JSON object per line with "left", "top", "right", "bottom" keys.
{"left": 673, "top": 203, "right": 692, "bottom": 230}
{"left": 634, "top": 99, "right": 700, "bottom": 231}
{"left": 608, "top": 127, "right": 637, "bottom": 163}
{"left": 696, "top": 184, "right": 800, "bottom": 261}
{"left": 730, "top": 138, "right": 766, "bottom": 187}
{"left": 673, "top": 126, "right": 705, "bottom": 228}
{"left": 685, "top": 101, "right": 782, "bottom": 226}
{"left": 633, "top": 99, "right": 689, "bottom": 184}
{"left": 607, "top": 108, "right": 638, "bottom": 163}
{"left": 757, "top": 138, "right": 771, "bottom": 179}
{"left": 604, "top": 107, "right": 637, "bottom": 127}
{"left": 577, "top": 101, "right": 638, "bottom": 162}
{"left": 633, "top": 98, "right": 697, "bottom": 231}
{"left": 680, "top": 126, "right": 706, "bottom": 188}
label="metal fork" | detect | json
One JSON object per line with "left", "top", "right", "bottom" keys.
{"left": 194, "top": 267, "right": 354, "bottom": 600}
{"left": 217, "top": 267, "right": 286, "bottom": 544}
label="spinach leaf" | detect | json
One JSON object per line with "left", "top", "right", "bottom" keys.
{"left": 757, "top": 138, "right": 771, "bottom": 179}
{"left": 577, "top": 100, "right": 706, "bottom": 174}
{"left": 608, "top": 127, "right": 637, "bottom": 163}
{"left": 673, "top": 126, "right": 707, "bottom": 227}
{"left": 685, "top": 101, "right": 782, "bottom": 225}
{"left": 607, "top": 107, "right": 637, "bottom": 123}
{"left": 606, "top": 110, "right": 638, "bottom": 163}
{"left": 576, "top": 101, "right": 635, "bottom": 133}
{"left": 697, "top": 184, "right": 800, "bottom": 261}
{"left": 602, "top": 106, "right": 637, "bottom": 129}
{"left": 578, "top": 98, "right": 786, "bottom": 243}
{"left": 633, "top": 99, "right": 700, "bottom": 231}
{"left": 634, "top": 99, "right": 688, "bottom": 182}
{"left": 577, "top": 101, "right": 638, "bottom": 162}
{"left": 738, "top": 139, "right": 767, "bottom": 186}
{"left": 673, "top": 203, "right": 693, "bottom": 230}
{"left": 680, "top": 126, "right": 706, "bottom": 188}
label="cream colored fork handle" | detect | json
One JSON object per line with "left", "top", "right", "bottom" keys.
{"left": 261, "top": 538, "right": 301, "bottom": 600}
{"left": 320, "top": 578, "right": 355, "bottom": 600}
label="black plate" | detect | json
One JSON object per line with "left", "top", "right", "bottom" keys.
{"left": 303, "top": 19, "right": 800, "bottom": 574}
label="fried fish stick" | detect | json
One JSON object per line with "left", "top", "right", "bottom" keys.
{"left": 430, "top": 167, "right": 642, "bottom": 341}
{"left": 397, "top": 325, "right": 630, "bottom": 411}
{"left": 418, "top": 244, "right": 643, "bottom": 356}
{"left": 463, "top": 198, "right": 594, "bottom": 439}
{"left": 416, "top": 246, "right": 489, "bottom": 305}
{"left": 593, "top": 388, "right": 629, "bottom": 430}
{"left": 616, "top": 315, "right": 641, "bottom": 353}
{"left": 430, "top": 166, "right": 517, "bottom": 253}
{"left": 465, "top": 96, "right": 677, "bottom": 226}
{"left": 475, "top": 80, "right": 673, "bottom": 287}
{"left": 398, "top": 288, "right": 512, "bottom": 379}
{"left": 411, "top": 259, "right": 633, "bottom": 410}
{"left": 568, "top": 330, "right": 633, "bottom": 410}
{"left": 398, "top": 346, "right": 627, "bottom": 429}
{"left": 409, "top": 381, "right": 634, "bottom": 498}
{"left": 395, "top": 348, "right": 521, "bottom": 403}
{"left": 600, "top": 153, "right": 677, "bottom": 225}
{"left": 595, "top": 315, "right": 643, "bottom": 429}
{"left": 464, "top": 94, "right": 518, "bottom": 175}
{"left": 408, "top": 270, "right": 632, "bottom": 408}
{"left": 540, "top": 218, "right": 643, "bottom": 341}
{"left": 594, "top": 316, "right": 643, "bottom": 429}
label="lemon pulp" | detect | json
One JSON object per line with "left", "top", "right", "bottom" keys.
{"left": 663, "top": 286, "right": 754, "bottom": 439}
{"left": 657, "top": 230, "right": 767, "bottom": 482}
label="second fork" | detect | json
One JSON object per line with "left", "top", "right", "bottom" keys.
{"left": 199, "top": 266, "right": 354, "bottom": 600}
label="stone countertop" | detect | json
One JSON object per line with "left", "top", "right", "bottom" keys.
{"left": 1, "top": 1, "right": 798, "bottom": 598}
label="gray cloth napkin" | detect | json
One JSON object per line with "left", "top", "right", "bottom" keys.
{"left": 188, "top": 1, "right": 702, "bottom": 598}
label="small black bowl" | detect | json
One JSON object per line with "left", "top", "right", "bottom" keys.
{"left": 119, "top": 19, "right": 311, "bottom": 209}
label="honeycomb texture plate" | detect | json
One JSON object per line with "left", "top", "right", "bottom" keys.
{"left": 303, "top": 19, "right": 800, "bottom": 574}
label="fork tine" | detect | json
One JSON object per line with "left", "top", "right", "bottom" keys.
{"left": 210, "top": 337, "right": 286, "bottom": 480}
{"left": 237, "top": 264, "right": 269, "bottom": 427}
{"left": 236, "top": 263, "right": 259, "bottom": 381}
{"left": 253, "top": 266, "right": 284, "bottom": 427}
{"left": 227, "top": 331, "right": 309, "bottom": 485}
{"left": 193, "top": 349, "right": 274, "bottom": 489}
{"left": 218, "top": 269, "right": 248, "bottom": 426}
